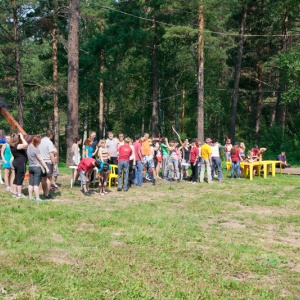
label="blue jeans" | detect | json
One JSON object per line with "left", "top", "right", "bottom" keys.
{"left": 231, "top": 161, "right": 241, "bottom": 178}
{"left": 118, "top": 160, "right": 129, "bottom": 190}
{"left": 211, "top": 157, "right": 223, "bottom": 181}
{"left": 169, "top": 158, "right": 179, "bottom": 179}
{"left": 134, "top": 160, "right": 143, "bottom": 186}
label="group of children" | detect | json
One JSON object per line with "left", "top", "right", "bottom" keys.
{"left": 73, "top": 132, "right": 264, "bottom": 195}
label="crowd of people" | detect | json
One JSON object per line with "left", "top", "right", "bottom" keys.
{"left": 70, "top": 131, "right": 284, "bottom": 196}
{"left": 0, "top": 130, "right": 59, "bottom": 201}
{"left": 0, "top": 129, "right": 291, "bottom": 200}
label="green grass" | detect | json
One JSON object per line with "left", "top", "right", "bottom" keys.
{"left": 0, "top": 169, "right": 300, "bottom": 299}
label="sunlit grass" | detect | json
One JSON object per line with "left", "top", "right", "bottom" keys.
{"left": 0, "top": 169, "right": 299, "bottom": 299}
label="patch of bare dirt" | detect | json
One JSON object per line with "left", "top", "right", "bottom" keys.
{"left": 44, "top": 249, "right": 77, "bottom": 265}
{"left": 221, "top": 220, "right": 246, "bottom": 229}
{"left": 290, "top": 263, "right": 300, "bottom": 273}
{"left": 110, "top": 240, "right": 126, "bottom": 247}
{"left": 76, "top": 222, "right": 95, "bottom": 232}
{"left": 51, "top": 233, "right": 64, "bottom": 243}
{"left": 232, "top": 202, "right": 299, "bottom": 216}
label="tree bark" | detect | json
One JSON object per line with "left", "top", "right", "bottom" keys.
{"left": 275, "top": 9, "right": 289, "bottom": 130}
{"left": 151, "top": 19, "right": 159, "bottom": 137}
{"left": 197, "top": 2, "right": 204, "bottom": 142}
{"left": 99, "top": 21, "right": 105, "bottom": 139}
{"left": 66, "top": 0, "right": 79, "bottom": 166}
{"left": 255, "top": 59, "right": 263, "bottom": 142}
{"left": 229, "top": 5, "right": 247, "bottom": 142}
{"left": 52, "top": 1, "right": 59, "bottom": 153}
{"left": 181, "top": 87, "right": 185, "bottom": 134}
{"left": 13, "top": 6, "right": 24, "bottom": 129}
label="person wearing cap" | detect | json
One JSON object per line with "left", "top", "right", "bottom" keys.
{"left": 189, "top": 138, "right": 199, "bottom": 184}
{"left": 133, "top": 135, "right": 143, "bottom": 186}
{"left": 199, "top": 138, "right": 213, "bottom": 184}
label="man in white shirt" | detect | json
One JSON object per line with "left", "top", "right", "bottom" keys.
{"left": 39, "top": 130, "right": 56, "bottom": 199}
{"left": 106, "top": 131, "right": 118, "bottom": 165}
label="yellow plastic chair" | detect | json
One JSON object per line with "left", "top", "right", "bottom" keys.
{"left": 226, "top": 161, "right": 231, "bottom": 177}
{"left": 108, "top": 164, "right": 118, "bottom": 188}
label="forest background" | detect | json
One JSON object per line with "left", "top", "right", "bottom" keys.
{"left": 1, "top": 0, "right": 300, "bottom": 164}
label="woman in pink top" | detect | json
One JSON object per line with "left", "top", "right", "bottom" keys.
{"left": 230, "top": 143, "right": 242, "bottom": 179}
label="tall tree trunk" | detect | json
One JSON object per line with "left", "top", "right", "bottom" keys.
{"left": 229, "top": 5, "right": 247, "bottom": 142}
{"left": 52, "top": 1, "right": 59, "bottom": 153}
{"left": 181, "top": 87, "right": 185, "bottom": 133}
{"left": 275, "top": 9, "right": 289, "bottom": 131}
{"left": 197, "top": 2, "right": 204, "bottom": 142}
{"left": 99, "top": 21, "right": 105, "bottom": 139}
{"left": 151, "top": 19, "right": 159, "bottom": 137}
{"left": 13, "top": 6, "right": 24, "bottom": 128}
{"left": 255, "top": 59, "right": 263, "bottom": 142}
{"left": 66, "top": 0, "right": 79, "bottom": 166}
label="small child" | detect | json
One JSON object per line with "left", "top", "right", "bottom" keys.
{"left": 225, "top": 138, "right": 232, "bottom": 162}
{"left": 51, "top": 152, "right": 59, "bottom": 189}
{"left": 97, "top": 140, "right": 110, "bottom": 162}
{"left": 98, "top": 161, "right": 111, "bottom": 195}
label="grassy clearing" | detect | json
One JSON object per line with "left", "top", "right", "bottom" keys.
{"left": 0, "top": 170, "right": 299, "bottom": 299}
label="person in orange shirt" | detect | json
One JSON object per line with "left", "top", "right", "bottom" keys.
{"left": 200, "top": 138, "right": 213, "bottom": 184}
{"left": 141, "top": 133, "right": 156, "bottom": 183}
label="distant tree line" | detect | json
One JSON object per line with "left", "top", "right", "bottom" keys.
{"left": 0, "top": 0, "right": 300, "bottom": 163}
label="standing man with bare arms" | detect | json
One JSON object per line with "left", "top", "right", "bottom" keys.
{"left": 39, "top": 130, "right": 56, "bottom": 199}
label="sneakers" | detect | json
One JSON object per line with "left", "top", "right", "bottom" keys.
{"left": 6, "top": 186, "right": 11, "bottom": 192}
{"left": 44, "top": 194, "right": 54, "bottom": 200}
{"left": 0, "top": 179, "right": 4, "bottom": 185}
{"left": 51, "top": 183, "right": 59, "bottom": 189}
{"left": 84, "top": 190, "right": 91, "bottom": 196}
{"left": 152, "top": 179, "right": 156, "bottom": 186}
{"left": 117, "top": 188, "right": 122, "bottom": 191}
{"left": 16, "top": 194, "right": 26, "bottom": 199}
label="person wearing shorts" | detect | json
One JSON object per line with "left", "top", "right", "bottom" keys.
{"left": 98, "top": 161, "right": 111, "bottom": 195}
{"left": 39, "top": 130, "right": 56, "bottom": 199}
{"left": 9, "top": 133, "right": 28, "bottom": 198}
{"left": 27, "top": 136, "right": 49, "bottom": 202}
{"left": 78, "top": 158, "right": 101, "bottom": 195}
{"left": 1, "top": 135, "right": 13, "bottom": 191}
{"left": 141, "top": 133, "right": 156, "bottom": 184}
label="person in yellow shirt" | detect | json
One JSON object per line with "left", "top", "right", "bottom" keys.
{"left": 200, "top": 138, "right": 212, "bottom": 183}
